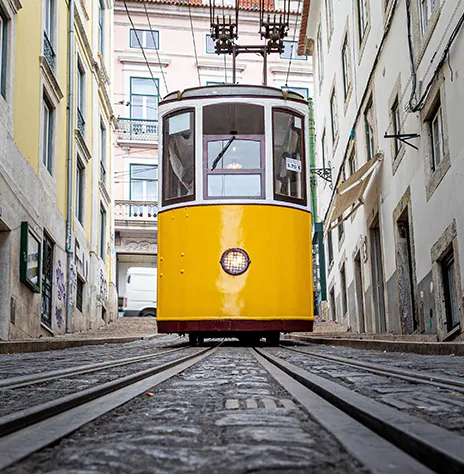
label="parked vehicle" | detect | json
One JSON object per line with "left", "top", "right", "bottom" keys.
{"left": 123, "top": 267, "right": 157, "bottom": 317}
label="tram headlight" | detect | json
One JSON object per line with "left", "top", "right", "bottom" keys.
{"left": 220, "top": 248, "right": 250, "bottom": 276}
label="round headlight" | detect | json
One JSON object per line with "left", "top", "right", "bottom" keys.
{"left": 220, "top": 248, "right": 250, "bottom": 276}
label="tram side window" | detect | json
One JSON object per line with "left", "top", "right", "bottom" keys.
{"left": 163, "top": 110, "right": 195, "bottom": 205}
{"left": 273, "top": 110, "right": 306, "bottom": 205}
{"left": 203, "top": 103, "right": 265, "bottom": 199}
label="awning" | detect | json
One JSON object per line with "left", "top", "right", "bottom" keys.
{"left": 326, "top": 153, "right": 382, "bottom": 232}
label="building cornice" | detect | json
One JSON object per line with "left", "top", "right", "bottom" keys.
{"left": 75, "top": 130, "right": 92, "bottom": 164}
{"left": 74, "top": 5, "right": 94, "bottom": 69}
{"left": 269, "top": 65, "right": 313, "bottom": 76}
{"left": 118, "top": 55, "right": 171, "bottom": 68}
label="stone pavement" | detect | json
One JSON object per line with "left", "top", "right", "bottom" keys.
{"left": 0, "top": 317, "right": 159, "bottom": 354}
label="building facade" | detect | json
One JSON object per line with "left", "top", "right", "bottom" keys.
{"left": 113, "top": 0, "right": 313, "bottom": 310}
{"left": 299, "top": 0, "right": 464, "bottom": 340}
{"left": 0, "top": 0, "right": 117, "bottom": 340}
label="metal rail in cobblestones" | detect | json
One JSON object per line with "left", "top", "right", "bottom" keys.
{"left": 0, "top": 345, "right": 219, "bottom": 469}
{"left": 256, "top": 347, "right": 464, "bottom": 474}
{"left": 280, "top": 343, "right": 464, "bottom": 393}
{"left": 0, "top": 345, "right": 189, "bottom": 390}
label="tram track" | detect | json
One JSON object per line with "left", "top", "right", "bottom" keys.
{"left": 255, "top": 347, "right": 464, "bottom": 473}
{"left": 2, "top": 344, "right": 463, "bottom": 473}
{"left": 0, "top": 344, "right": 219, "bottom": 469}
{"left": 279, "top": 342, "right": 464, "bottom": 393}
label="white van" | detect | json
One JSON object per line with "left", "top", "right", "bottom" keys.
{"left": 123, "top": 267, "right": 157, "bottom": 317}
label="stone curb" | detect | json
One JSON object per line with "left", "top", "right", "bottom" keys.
{"left": 0, "top": 334, "right": 162, "bottom": 354}
{"left": 288, "top": 335, "right": 464, "bottom": 356}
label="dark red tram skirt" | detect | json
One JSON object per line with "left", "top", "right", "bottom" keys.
{"left": 157, "top": 319, "right": 314, "bottom": 333}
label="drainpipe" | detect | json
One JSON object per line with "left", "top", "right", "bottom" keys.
{"left": 308, "top": 98, "right": 317, "bottom": 222}
{"left": 65, "top": 0, "right": 75, "bottom": 333}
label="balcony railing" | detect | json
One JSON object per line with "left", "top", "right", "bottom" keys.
{"left": 43, "top": 33, "right": 56, "bottom": 72}
{"left": 77, "top": 108, "right": 86, "bottom": 137}
{"left": 115, "top": 200, "right": 158, "bottom": 223}
{"left": 117, "top": 118, "right": 158, "bottom": 142}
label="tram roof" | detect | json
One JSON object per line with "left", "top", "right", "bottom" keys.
{"left": 160, "top": 85, "right": 308, "bottom": 105}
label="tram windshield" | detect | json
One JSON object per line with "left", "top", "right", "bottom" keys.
{"left": 203, "top": 103, "right": 264, "bottom": 199}
{"left": 273, "top": 109, "right": 306, "bottom": 205}
{"left": 162, "top": 109, "right": 195, "bottom": 205}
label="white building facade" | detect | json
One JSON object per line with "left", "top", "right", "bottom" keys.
{"left": 299, "top": 0, "right": 464, "bottom": 340}
{"left": 113, "top": 0, "right": 313, "bottom": 311}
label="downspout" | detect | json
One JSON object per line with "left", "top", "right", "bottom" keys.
{"left": 308, "top": 98, "right": 317, "bottom": 221}
{"left": 65, "top": 0, "right": 75, "bottom": 333}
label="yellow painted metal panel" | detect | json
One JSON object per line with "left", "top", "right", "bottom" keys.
{"left": 158, "top": 204, "right": 313, "bottom": 321}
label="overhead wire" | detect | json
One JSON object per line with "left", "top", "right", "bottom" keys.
{"left": 188, "top": 4, "right": 202, "bottom": 86}
{"left": 143, "top": 1, "right": 169, "bottom": 93}
{"left": 285, "top": 0, "right": 302, "bottom": 87}
{"left": 122, "top": 0, "right": 161, "bottom": 96}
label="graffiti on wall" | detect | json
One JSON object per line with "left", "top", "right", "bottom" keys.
{"left": 55, "top": 307, "right": 63, "bottom": 328}
{"left": 56, "top": 261, "right": 66, "bottom": 301}
{"left": 99, "top": 268, "right": 108, "bottom": 303}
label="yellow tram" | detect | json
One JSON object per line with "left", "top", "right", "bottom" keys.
{"left": 156, "top": 85, "right": 313, "bottom": 345}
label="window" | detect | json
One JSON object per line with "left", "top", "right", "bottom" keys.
{"left": 419, "top": 0, "right": 437, "bottom": 35}
{"left": 206, "top": 34, "right": 215, "bottom": 54}
{"left": 0, "top": 9, "right": 8, "bottom": 98}
{"left": 430, "top": 104, "right": 443, "bottom": 171}
{"left": 204, "top": 103, "right": 265, "bottom": 199}
{"left": 163, "top": 109, "right": 195, "bottom": 205}
{"left": 131, "top": 164, "right": 158, "bottom": 202}
{"left": 43, "top": 0, "right": 55, "bottom": 71}
{"left": 76, "top": 158, "right": 84, "bottom": 225}
{"left": 316, "top": 25, "right": 324, "bottom": 85}
{"left": 41, "top": 234, "right": 54, "bottom": 328}
{"left": 364, "top": 98, "right": 375, "bottom": 160}
{"left": 391, "top": 97, "right": 401, "bottom": 156}
{"left": 327, "top": 230, "right": 334, "bottom": 264}
{"left": 100, "top": 205, "right": 106, "bottom": 261}
{"left": 77, "top": 59, "right": 85, "bottom": 135}
{"left": 441, "top": 249, "right": 460, "bottom": 332}
{"left": 76, "top": 276, "right": 84, "bottom": 312}
{"left": 281, "top": 41, "right": 306, "bottom": 60}
{"left": 130, "top": 29, "right": 159, "bottom": 49}
{"left": 341, "top": 36, "right": 351, "bottom": 99}
{"left": 273, "top": 109, "right": 306, "bottom": 204}
{"left": 42, "top": 94, "right": 54, "bottom": 174}
{"left": 357, "top": 0, "right": 369, "bottom": 43}
{"left": 326, "top": 0, "right": 334, "bottom": 39}
{"left": 330, "top": 89, "right": 338, "bottom": 143}
{"left": 98, "top": 0, "right": 105, "bottom": 55}
{"left": 338, "top": 216, "right": 344, "bottom": 241}
{"left": 348, "top": 149, "right": 356, "bottom": 176}
{"left": 130, "top": 77, "right": 159, "bottom": 123}
{"left": 100, "top": 119, "right": 106, "bottom": 184}
{"left": 341, "top": 264, "right": 347, "bottom": 316}
{"left": 321, "top": 129, "right": 327, "bottom": 169}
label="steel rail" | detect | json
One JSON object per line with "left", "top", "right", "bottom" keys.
{"left": 0, "top": 344, "right": 217, "bottom": 438}
{"left": 255, "top": 347, "right": 464, "bottom": 474}
{"left": 0, "top": 345, "right": 218, "bottom": 470}
{"left": 280, "top": 343, "right": 464, "bottom": 393}
{"left": 0, "top": 344, "right": 190, "bottom": 390}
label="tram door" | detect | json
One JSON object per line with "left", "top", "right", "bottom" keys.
{"left": 370, "top": 218, "right": 386, "bottom": 333}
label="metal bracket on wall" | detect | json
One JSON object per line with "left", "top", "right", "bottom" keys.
{"left": 384, "top": 133, "right": 420, "bottom": 150}
{"left": 310, "top": 163, "right": 333, "bottom": 189}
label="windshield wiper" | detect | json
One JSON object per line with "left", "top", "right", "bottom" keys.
{"left": 211, "top": 136, "right": 236, "bottom": 170}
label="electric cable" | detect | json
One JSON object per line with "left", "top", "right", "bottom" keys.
{"left": 188, "top": 4, "right": 202, "bottom": 86}
{"left": 143, "top": 1, "right": 169, "bottom": 93}
{"left": 122, "top": 0, "right": 161, "bottom": 96}
{"left": 285, "top": 0, "right": 302, "bottom": 87}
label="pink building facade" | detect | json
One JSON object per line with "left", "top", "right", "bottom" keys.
{"left": 113, "top": 1, "right": 313, "bottom": 310}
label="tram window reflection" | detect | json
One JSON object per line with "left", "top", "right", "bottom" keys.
{"left": 163, "top": 110, "right": 195, "bottom": 205}
{"left": 207, "top": 140, "right": 260, "bottom": 170}
{"left": 273, "top": 110, "right": 306, "bottom": 204}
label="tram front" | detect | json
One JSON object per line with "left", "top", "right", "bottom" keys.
{"left": 156, "top": 85, "right": 313, "bottom": 345}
